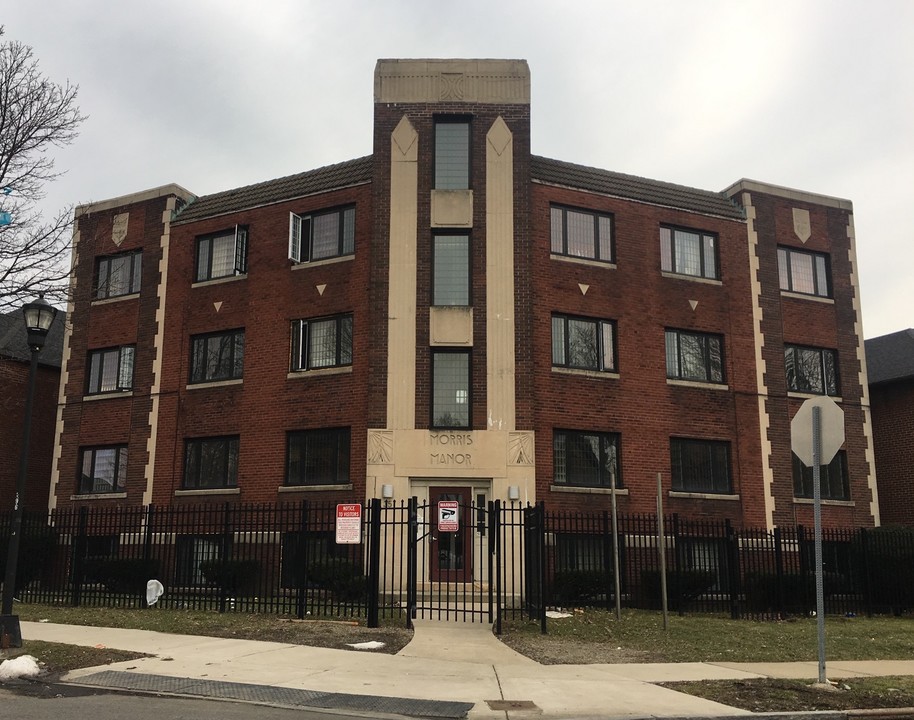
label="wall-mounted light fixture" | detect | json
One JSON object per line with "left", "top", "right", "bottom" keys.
{"left": 381, "top": 484, "right": 394, "bottom": 499}
{"left": 507, "top": 485, "right": 520, "bottom": 501}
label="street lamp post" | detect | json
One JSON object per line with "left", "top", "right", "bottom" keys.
{"left": 1, "top": 294, "right": 58, "bottom": 648}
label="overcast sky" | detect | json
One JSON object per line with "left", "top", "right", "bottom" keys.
{"left": 5, "top": 1, "right": 912, "bottom": 339}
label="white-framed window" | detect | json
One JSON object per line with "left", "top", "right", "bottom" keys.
{"left": 87, "top": 345, "right": 135, "bottom": 394}
{"left": 778, "top": 246, "right": 831, "bottom": 297}
{"left": 291, "top": 314, "right": 353, "bottom": 371}
{"left": 665, "top": 329, "right": 724, "bottom": 384}
{"left": 289, "top": 206, "right": 355, "bottom": 263}
{"left": 660, "top": 225, "right": 718, "bottom": 280}
{"left": 552, "top": 314, "right": 616, "bottom": 372}
{"left": 195, "top": 226, "right": 248, "bottom": 281}
{"left": 95, "top": 250, "right": 142, "bottom": 299}
{"left": 553, "top": 429, "right": 621, "bottom": 488}
{"left": 785, "top": 344, "right": 838, "bottom": 395}
{"left": 78, "top": 445, "right": 128, "bottom": 494}
{"left": 550, "top": 205, "right": 613, "bottom": 262}
{"left": 190, "top": 329, "right": 245, "bottom": 384}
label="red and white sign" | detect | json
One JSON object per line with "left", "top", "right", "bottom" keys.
{"left": 437, "top": 500, "right": 459, "bottom": 532}
{"left": 335, "top": 503, "right": 362, "bottom": 544}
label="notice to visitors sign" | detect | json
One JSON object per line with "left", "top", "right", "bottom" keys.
{"left": 335, "top": 503, "right": 362, "bottom": 544}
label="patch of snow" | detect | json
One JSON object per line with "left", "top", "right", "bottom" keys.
{"left": 546, "top": 611, "right": 572, "bottom": 619}
{"left": 0, "top": 655, "right": 43, "bottom": 681}
{"left": 346, "top": 641, "right": 386, "bottom": 650}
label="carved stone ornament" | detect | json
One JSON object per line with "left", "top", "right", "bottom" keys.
{"left": 368, "top": 430, "right": 394, "bottom": 465}
{"left": 439, "top": 73, "right": 467, "bottom": 101}
{"left": 112, "top": 213, "right": 129, "bottom": 246}
{"left": 509, "top": 432, "right": 534, "bottom": 466}
{"left": 792, "top": 208, "right": 811, "bottom": 243}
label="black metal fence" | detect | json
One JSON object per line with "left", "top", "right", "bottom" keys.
{"left": 2, "top": 501, "right": 913, "bottom": 629}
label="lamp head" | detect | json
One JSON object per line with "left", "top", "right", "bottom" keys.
{"left": 22, "top": 293, "right": 58, "bottom": 352}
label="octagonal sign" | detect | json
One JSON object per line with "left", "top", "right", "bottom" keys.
{"left": 791, "top": 395, "right": 845, "bottom": 467}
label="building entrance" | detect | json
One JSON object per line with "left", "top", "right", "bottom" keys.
{"left": 429, "top": 486, "right": 473, "bottom": 582}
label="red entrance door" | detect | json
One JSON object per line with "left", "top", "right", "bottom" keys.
{"left": 429, "top": 486, "right": 472, "bottom": 582}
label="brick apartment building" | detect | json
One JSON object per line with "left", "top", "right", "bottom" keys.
{"left": 49, "top": 59, "right": 877, "bottom": 544}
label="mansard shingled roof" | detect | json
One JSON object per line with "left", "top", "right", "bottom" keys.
{"left": 531, "top": 156, "right": 745, "bottom": 221}
{"left": 172, "top": 156, "right": 373, "bottom": 225}
{"left": 865, "top": 329, "right": 914, "bottom": 385}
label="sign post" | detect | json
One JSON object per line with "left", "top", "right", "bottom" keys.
{"left": 791, "top": 395, "right": 845, "bottom": 685}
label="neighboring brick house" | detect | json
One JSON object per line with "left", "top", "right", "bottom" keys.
{"left": 49, "top": 59, "right": 877, "bottom": 541}
{"left": 0, "top": 308, "right": 66, "bottom": 511}
{"left": 865, "top": 329, "right": 914, "bottom": 526}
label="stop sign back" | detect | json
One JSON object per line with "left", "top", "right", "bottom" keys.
{"left": 790, "top": 395, "right": 845, "bottom": 467}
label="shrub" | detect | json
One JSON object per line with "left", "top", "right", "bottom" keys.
{"left": 852, "top": 526, "right": 914, "bottom": 614}
{"left": 0, "top": 516, "right": 57, "bottom": 593}
{"left": 639, "top": 569, "right": 716, "bottom": 610}
{"left": 307, "top": 559, "right": 366, "bottom": 602}
{"left": 81, "top": 558, "right": 161, "bottom": 594}
{"left": 199, "top": 559, "right": 260, "bottom": 595}
{"left": 551, "top": 569, "right": 611, "bottom": 607}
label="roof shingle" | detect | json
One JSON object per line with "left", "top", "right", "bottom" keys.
{"left": 865, "top": 329, "right": 914, "bottom": 385}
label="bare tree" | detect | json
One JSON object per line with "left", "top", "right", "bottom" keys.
{"left": 0, "top": 26, "right": 85, "bottom": 312}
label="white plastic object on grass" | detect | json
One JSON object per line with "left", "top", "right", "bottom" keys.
{"left": 146, "top": 579, "right": 165, "bottom": 606}
{"left": 347, "top": 641, "right": 386, "bottom": 650}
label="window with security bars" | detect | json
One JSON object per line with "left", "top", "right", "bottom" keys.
{"left": 778, "top": 246, "right": 831, "bottom": 297}
{"left": 87, "top": 345, "right": 135, "bottom": 394}
{"left": 291, "top": 315, "right": 353, "bottom": 371}
{"left": 175, "top": 535, "right": 226, "bottom": 586}
{"left": 95, "top": 250, "right": 142, "bottom": 299}
{"left": 670, "top": 438, "right": 732, "bottom": 493}
{"left": 183, "top": 436, "right": 239, "bottom": 489}
{"left": 195, "top": 226, "right": 248, "bottom": 281}
{"left": 665, "top": 329, "right": 724, "bottom": 383}
{"left": 660, "top": 226, "right": 718, "bottom": 279}
{"left": 553, "top": 430, "right": 621, "bottom": 488}
{"left": 190, "top": 329, "right": 244, "bottom": 383}
{"left": 78, "top": 446, "right": 128, "bottom": 494}
{"left": 288, "top": 206, "right": 355, "bottom": 263}
{"left": 550, "top": 206, "right": 613, "bottom": 262}
{"left": 435, "top": 119, "right": 470, "bottom": 190}
{"left": 432, "top": 350, "right": 470, "bottom": 428}
{"left": 552, "top": 314, "right": 616, "bottom": 372}
{"left": 286, "top": 428, "right": 351, "bottom": 486}
{"left": 793, "top": 450, "right": 849, "bottom": 500}
{"left": 785, "top": 344, "right": 838, "bottom": 395}
{"left": 433, "top": 234, "right": 470, "bottom": 306}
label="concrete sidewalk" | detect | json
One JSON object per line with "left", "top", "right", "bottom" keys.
{"left": 15, "top": 620, "right": 914, "bottom": 719}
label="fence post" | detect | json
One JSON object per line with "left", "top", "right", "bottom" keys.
{"left": 494, "top": 499, "right": 503, "bottom": 635}
{"left": 487, "top": 500, "right": 496, "bottom": 626}
{"left": 406, "top": 496, "right": 417, "bottom": 629}
{"left": 671, "top": 513, "right": 682, "bottom": 616}
{"left": 773, "top": 526, "right": 784, "bottom": 618}
{"left": 725, "top": 519, "right": 740, "bottom": 619}
{"left": 142, "top": 505, "right": 155, "bottom": 609}
{"left": 219, "top": 502, "right": 233, "bottom": 613}
{"left": 366, "top": 499, "right": 381, "bottom": 628}
{"left": 70, "top": 506, "right": 89, "bottom": 608}
{"left": 797, "top": 524, "right": 810, "bottom": 614}
{"left": 538, "top": 502, "right": 547, "bottom": 635}
{"left": 858, "top": 527, "right": 872, "bottom": 617}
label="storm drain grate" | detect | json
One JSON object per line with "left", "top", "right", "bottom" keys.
{"left": 486, "top": 700, "right": 539, "bottom": 711}
{"left": 70, "top": 670, "right": 474, "bottom": 718}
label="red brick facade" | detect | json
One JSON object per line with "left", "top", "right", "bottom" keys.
{"left": 870, "top": 380, "right": 914, "bottom": 526}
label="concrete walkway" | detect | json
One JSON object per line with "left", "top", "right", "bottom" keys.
{"left": 14, "top": 620, "right": 914, "bottom": 719}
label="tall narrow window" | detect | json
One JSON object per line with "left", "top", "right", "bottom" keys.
{"left": 778, "top": 247, "right": 831, "bottom": 297}
{"left": 435, "top": 119, "right": 470, "bottom": 190}
{"left": 289, "top": 206, "right": 355, "bottom": 263}
{"left": 195, "top": 226, "right": 248, "bottom": 281}
{"left": 433, "top": 234, "right": 470, "bottom": 306}
{"left": 78, "top": 446, "right": 128, "bottom": 494}
{"left": 432, "top": 350, "right": 470, "bottom": 428}
{"left": 190, "top": 329, "right": 245, "bottom": 383}
{"left": 550, "top": 206, "right": 613, "bottom": 262}
{"left": 785, "top": 345, "right": 838, "bottom": 395}
{"left": 660, "top": 226, "right": 718, "bottom": 280}
{"left": 552, "top": 314, "right": 616, "bottom": 372}
{"left": 291, "top": 314, "right": 353, "bottom": 371}
{"left": 95, "top": 250, "right": 142, "bottom": 299}
{"left": 87, "top": 345, "right": 135, "bottom": 394}
{"left": 665, "top": 329, "right": 724, "bottom": 384}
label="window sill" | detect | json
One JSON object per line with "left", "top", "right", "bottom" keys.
{"left": 666, "top": 379, "right": 729, "bottom": 391}
{"left": 550, "top": 485, "right": 629, "bottom": 496}
{"left": 793, "top": 497, "right": 855, "bottom": 507}
{"left": 287, "top": 366, "right": 353, "bottom": 380}
{"left": 186, "top": 378, "right": 243, "bottom": 390}
{"left": 780, "top": 291, "right": 834, "bottom": 305}
{"left": 550, "top": 254, "right": 616, "bottom": 270}
{"left": 661, "top": 271, "right": 722, "bottom": 286}
{"left": 279, "top": 484, "right": 353, "bottom": 493}
{"left": 92, "top": 293, "right": 140, "bottom": 306}
{"left": 174, "top": 488, "right": 241, "bottom": 497}
{"left": 291, "top": 255, "right": 354, "bottom": 270}
{"left": 70, "top": 492, "right": 127, "bottom": 501}
{"left": 669, "top": 491, "right": 740, "bottom": 501}
{"left": 787, "top": 391, "right": 843, "bottom": 402}
{"left": 192, "top": 273, "right": 247, "bottom": 288}
{"left": 552, "top": 367, "right": 619, "bottom": 380}
{"left": 83, "top": 390, "right": 134, "bottom": 402}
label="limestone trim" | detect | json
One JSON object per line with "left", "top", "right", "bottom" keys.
{"left": 723, "top": 179, "right": 853, "bottom": 211}
{"left": 486, "top": 117, "right": 517, "bottom": 432}
{"left": 660, "top": 272, "right": 723, "bottom": 287}
{"left": 75, "top": 183, "right": 194, "bottom": 217}
{"left": 666, "top": 379, "right": 730, "bottom": 391}
{"left": 185, "top": 378, "right": 244, "bottom": 391}
{"left": 550, "top": 254, "right": 617, "bottom": 271}
{"left": 291, "top": 255, "right": 353, "bottom": 271}
{"left": 82, "top": 391, "right": 134, "bottom": 402}
{"left": 286, "top": 366, "right": 353, "bottom": 380}
{"left": 793, "top": 497, "right": 856, "bottom": 508}
{"left": 374, "top": 59, "right": 530, "bottom": 104}
{"left": 550, "top": 485, "right": 629, "bottom": 496}
{"left": 278, "top": 484, "right": 354, "bottom": 493}
{"left": 191, "top": 273, "right": 246, "bottom": 289}
{"left": 669, "top": 491, "right": 741, "bottom": 501}
{"left": 91, "top": 292, "right": 140, "bottom": 306}
{"left": 174, "top": 488, "right": 241, "bottom": 497}
{"left": 780, "top": 291, "right": 835, "bottom": 305}
{"left": 387, "top": 116, "right": 419, "bottom": 430}
{"left": 551, "top": 367, "right": 620, "bottom": 381}
{"left": 742, "top": 193, "right": 776, "bottom": 529}
{"left": 69, "top": 492, "right": 128, "bottom": 501}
